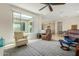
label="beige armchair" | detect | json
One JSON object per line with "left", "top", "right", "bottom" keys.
{"left": 14, "top": 32, "right": 28, "bottom": 47}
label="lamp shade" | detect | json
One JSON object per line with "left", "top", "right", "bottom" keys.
{"left": 41, "top": 30, "right": 46, "bottom": 33}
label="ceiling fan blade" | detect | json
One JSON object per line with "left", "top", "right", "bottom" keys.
{"left": 39, "top": 5, "right": 48, "bottom": 11}
{"left": 48, "top": 5, "right": 53, "bottom": 12}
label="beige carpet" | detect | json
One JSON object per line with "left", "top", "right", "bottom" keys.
{"left": 4, "top": 39, "right": 75, "bottom": 56}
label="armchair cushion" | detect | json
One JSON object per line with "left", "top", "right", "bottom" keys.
{"left": 16, "top": 39, "right": 27, "bottom": 42}
{"left": 14, "top": 32, "right": 28, "bottom": 47}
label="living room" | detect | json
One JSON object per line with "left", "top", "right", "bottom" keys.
{"left": 0, "top": 3, "right": 79, "bottom": 56}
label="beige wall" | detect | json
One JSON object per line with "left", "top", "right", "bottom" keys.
{"left": 62, "top": 16, "right": 79, "bottom": 31}
{"left": 0, "top": 4, "right": 14, "bottom": 45}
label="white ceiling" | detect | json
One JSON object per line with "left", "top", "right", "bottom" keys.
{"left": 11, "top": 3, "right": 79, "bottom": 20}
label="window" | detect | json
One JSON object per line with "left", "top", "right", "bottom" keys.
{"left": 13, "top": 12, "right": 33, "bottom": 33}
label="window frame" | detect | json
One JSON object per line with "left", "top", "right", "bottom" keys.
{"left": 12, "top": 11, "right": 33, "bottom": 33}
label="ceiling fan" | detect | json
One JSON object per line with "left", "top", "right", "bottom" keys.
{"left": 39, "top": 3, "right": 65, "bottom": 12}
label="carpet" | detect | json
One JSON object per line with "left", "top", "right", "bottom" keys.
{"left": 4, "top": 39, "right": 75, "bottom": 56}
